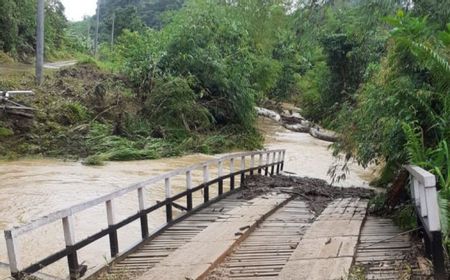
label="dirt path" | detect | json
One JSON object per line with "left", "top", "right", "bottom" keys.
{"left": 0, "top": 60, "right": 77, "bottom": 75}
{"left": 43, "top": 60, "right": 77, "bottom": 69}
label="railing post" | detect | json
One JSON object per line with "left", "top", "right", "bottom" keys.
{"left": 186, "top": 170, "right": 193, "bottom": 210}
{"left": 258, "top": 153, "right": 263, "bottom": 174}
{"left": 425, "top": 182, "right": 446, "bottom": 279}
{"left": 431, "top": 231, "right": 446, "bottom": 280}
{"left": 165, "top": 178, "right": 172, "bottom": 222}
{"left": 265, "top": 152, "right": 270, "bottom": 176}
{"left": 416, "top": 213, "right": 431, "bottom": 257}
{"left": 280, "top": 150, "right": 285, "bottom": 171}
{"left": 106, "top": 200, "right": 119, "bottom": 257}
{"left": 62, "top": 216, "right": 81, "bottom": 280}
{"left": 230, "top": 158, "right": 235, "bottom": 190}
{"left": 270, "top": 152, "right": 275, "bottom": 175}
{"left": 138, "top": 187, "right": 149, "bottom": 239}
{"left": 250, "top": 155, "right": 255, "bottom": 176}
{"left": 418, "top": 181, "right": 428, "bottom": 218}
{"left": 276, "top": 151, "right": 281, "bottom": 174}
{"left": 240, "top": 156, "right": 246, "bottom": 187}
{"left": 203, "top": 164, "right": 210, "bottom": 202}
{"left": 218, "top": 160, "right": 224, "bottom": 195}
{"left": 5, "top": 230, "right": 20, "bottom": 279}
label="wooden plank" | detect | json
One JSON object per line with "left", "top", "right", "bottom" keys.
{"left": 94, "top": 195, "right": 247, "bottom": 279}
{"left": 351, "top": 217, "right": 421, "bottom": 279}
{"left": 206, "top": 198, "right": 314, "bottom": 279}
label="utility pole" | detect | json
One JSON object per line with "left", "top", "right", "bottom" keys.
{"left": 86, "top": 17, "right": 91, "bottom": 51}
{"left": 36, "top": 0, "right": 45, "bottom": 85}
{"left": 110, "top": 11, "right": 115, "bottom": 50}
{"left": 94, "top": 0, "right": 100, "bottom": 57}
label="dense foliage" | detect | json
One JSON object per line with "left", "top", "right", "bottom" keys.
{"left": 292, "top": 0, "right": 450, "bottom": 248}
{"left": 0, "top": 0, "right": 68, "bottom": 61}
{"left": 107, "top": 0, "right": 300, "bottom": 132}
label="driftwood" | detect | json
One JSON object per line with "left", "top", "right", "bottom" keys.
{"left": 1, "top": 110, "right": 34, "bottom": 118}
{"left": 0, "top": 91, "right": 35, "bottom": 119}
{"left": 255, "top": 107, "right": 281, "bottom": 122}
{"left": 280, "top": 113, "right": 304, "bottom": 125}
{"left": 256, "top": 106, "right": 340, "bottom": 142}
{"left": 283, "top": 123, "right": 311, "bottom": 133}
{"left": 309, "top": 127, "right": 339, "bottom": 142}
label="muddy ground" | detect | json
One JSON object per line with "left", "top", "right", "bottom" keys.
{"left": 240, "top": 174, "right": 374, "bottom": 216}
{"left": 239, "top": 175, "right": 439, "bottom": 279}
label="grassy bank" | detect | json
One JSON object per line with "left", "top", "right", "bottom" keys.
{"left": 0, "top": 62, "right": 262, "bottom": 163}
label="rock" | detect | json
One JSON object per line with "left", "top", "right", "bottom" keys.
{"left": 302, "top": 120, "right": 312, "bottom": 127}
{"left": 255, "top": 107, "right": 281, "bottom": 122}
{"left": 292, "top": 112, "right": 303, "bottom": 119}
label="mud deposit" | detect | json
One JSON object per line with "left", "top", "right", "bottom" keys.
{"left": 240, "top": 174, "right": 374, "bottom": 215}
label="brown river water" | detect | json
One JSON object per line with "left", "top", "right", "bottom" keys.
{"left": 0, "top": 117, "right": 377, "bottom": 279}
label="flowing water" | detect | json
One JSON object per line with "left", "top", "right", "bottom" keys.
{"left": 0, "top": 117, "right": 377, "bottom": 279}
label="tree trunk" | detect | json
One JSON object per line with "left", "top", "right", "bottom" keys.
{"left": 94, "top": 0, "right": 101, "bottom": 56}
{"left": 385, "top": 169, "right": 409, "bottom": 208}
{"left": 110, "top": 11, "right": 115, "bottom": 50}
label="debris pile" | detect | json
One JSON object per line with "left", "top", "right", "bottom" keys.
{"left": 255, "top": 106, "right": 339, "bottom": 142}
{"left": 239, "top": 175, "right": 374, "bottom": 215}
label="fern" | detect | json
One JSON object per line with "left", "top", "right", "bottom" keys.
{"left": 402, "top": 122, "right": 428, "bottom": 166}
{"left": 411, "top": 41, "right": 450, "bottom": 93}
{"left": 438, "top": 192, "right": 449, "bottom": 237}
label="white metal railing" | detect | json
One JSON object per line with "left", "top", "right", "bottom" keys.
{"left": 4, "top": 149, "right": 286, "bottom": 279}
{"left": 405, "top": 165, "right": 440, "bottom": 232}
{"left": 404, "top": 164, "right": 446, "bottom": 279}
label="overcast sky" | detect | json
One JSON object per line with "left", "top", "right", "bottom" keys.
{"left": 61, "top": 0, "right": 97, "bottom": 21}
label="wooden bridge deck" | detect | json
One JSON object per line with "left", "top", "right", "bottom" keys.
{"left": 352, "top": 217, "right": 425, "bottom": 280}
{"left": 90, "top": 194, "right": 426, "bottom": 280}
{"left": 94, "top": 194, "right": 247, "bottom": 279}
{"left": 87, "top": 193, "right": 431, "bottom": 280}
{"left": 206, "top": 198, "right": 314, "bottom": 279}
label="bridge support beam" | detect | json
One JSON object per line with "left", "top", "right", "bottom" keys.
{"left": 431, "top": 231, "right": 446, "bottom": 280}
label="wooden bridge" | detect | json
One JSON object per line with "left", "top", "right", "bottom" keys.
{"left": 3, "top": 150, "right": 447, "bottom": 280}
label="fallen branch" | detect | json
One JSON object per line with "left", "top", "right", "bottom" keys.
{"left": 360, "top": 227, "right": 422, "bottom": 249}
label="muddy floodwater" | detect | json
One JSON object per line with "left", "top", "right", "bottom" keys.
{"left": 0, "top": 117, "right": 376, "bottom": 279}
